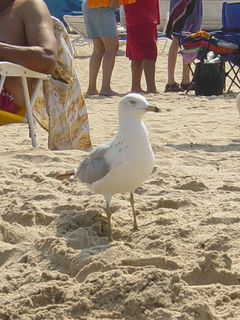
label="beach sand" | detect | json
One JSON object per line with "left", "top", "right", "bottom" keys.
{"left": 1, "top": 41, "right": 240, "bottom": 320}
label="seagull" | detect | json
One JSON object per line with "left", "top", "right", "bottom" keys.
{"left": 74, "top": 93, "right": 160, "bottom": 241}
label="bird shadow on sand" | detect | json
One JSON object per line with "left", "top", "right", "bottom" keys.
{"left": 166, "top": 142, "right": 240, "bottom": 153}
{"left": 53, "top": 204, "right": 110, "bottom": 247}
{"left": 49, "top": 202, "right": 137, "bottom": 280}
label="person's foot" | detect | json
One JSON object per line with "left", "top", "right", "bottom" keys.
{"left": 146, "top": 87, "right": 159, "bottom": 94}
{"left": 180, "top": 82, "right": 195, "bottom": 91}
{"left": 85, "top": 89, "right": 99, "bottom": 96}
{"left": 130, "top": 88, "right": 145, "bottom": 94}
{"left": 99, "top": 89, "right": 119, "bottom": 96}
{"left": 164, "top": 82, "right": 184, "bottom": 93}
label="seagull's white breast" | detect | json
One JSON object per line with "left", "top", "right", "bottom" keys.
{"left": 91, "top": 119, "right": 155, "bottom": 195}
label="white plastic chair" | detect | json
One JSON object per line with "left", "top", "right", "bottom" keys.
{"left": 63, "top": 15, "right": 92, "bottom": 56}
{"left": 119, "top": 6, "right": 126, "bottom": 31}
{"left": 0, "top": 62, "right": 50, "bottom": 147}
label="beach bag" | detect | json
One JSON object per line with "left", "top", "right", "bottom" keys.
{"left": 194, "top": 62, "right": 225, "bottom": 96}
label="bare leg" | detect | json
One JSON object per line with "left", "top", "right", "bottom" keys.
{"left": 130, "top": 192, "right": 138, "bottom": 230}
{"left": 99, "top": 36, "right": 119, "bottom": 96}
{"left": 143, "top": 59, "right": 158, "bottom": 93}
{"left": 86, "top": 39, "right": 105, "bottom": 95}
{"left": 131, "top": 60, "right": 144, "bottom": 93}
{"left": 105, "top": 203, "right": 113, "bottom": 242}
{"left": 167, "top": 36, "right": 179, "bottom": 84}
{"left": 181, "top": 63, "right": 191, "bottom": 85}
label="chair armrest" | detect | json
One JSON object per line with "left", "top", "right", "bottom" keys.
{"left": 0, "top": 62, "right": 51, "bottom": 80}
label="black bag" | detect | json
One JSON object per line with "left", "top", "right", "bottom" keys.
{"left": 194, "top": 62, "right": 225, "bottom": 96}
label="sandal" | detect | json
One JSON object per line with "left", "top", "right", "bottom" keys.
{"left": 180, "top": 82, "right": 195, "bottom": 91}
{"left": 164, "top": 82, "right": 184, "bottom": 93}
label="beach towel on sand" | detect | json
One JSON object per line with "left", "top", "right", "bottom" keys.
{"left": 33, "top": 17, "right": 92, "bottom": 151}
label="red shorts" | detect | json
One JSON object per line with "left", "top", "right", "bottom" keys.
{"left": 126, "top": 23, "right": 158, "bottom": 61}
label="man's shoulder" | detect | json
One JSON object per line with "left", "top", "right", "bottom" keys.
{"left": 14, "top": 0, "right": 51, "bottom": 19}
{"left": 15, "top": 0, "right": 46, "bottom": 10}
{"left": 15, "top": 0, "right": 44, "bottom": 4}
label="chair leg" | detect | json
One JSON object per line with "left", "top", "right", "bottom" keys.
{"left": 30, "top": 79, "right": 42, "bottom": 106}
{"left": 225, "top": 62, "right": 240, "bottom": 93}
{"left": 185, "top": 62, "right": 196, "bottom": 94}
{"left": 0, "top": 76, "right": 5, "bottom": 92}
{"left": 21, "top": 76, "right": 37, "bottom": 148}
{"left": 161, "top": 39, "right": 168, "bottom": 53}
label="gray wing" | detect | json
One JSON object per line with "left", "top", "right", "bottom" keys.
{"left": 75, "top": 145, "right": 111, "bottom": 184}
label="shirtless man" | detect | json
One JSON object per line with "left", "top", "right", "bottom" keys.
{"left": 0, "top": 0, "right": 57, "bottom": 111}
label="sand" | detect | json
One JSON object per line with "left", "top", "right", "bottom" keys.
{"left": 1, "top": 41, "right": 240, "bottom": 320}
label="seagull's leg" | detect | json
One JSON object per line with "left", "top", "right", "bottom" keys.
{"left": 130, "top": 192, "right": 138, "bottom": 230}
{"left": 105, "top": 202, "right": 113, "bottom": 242}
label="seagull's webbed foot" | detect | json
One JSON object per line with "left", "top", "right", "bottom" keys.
{"left": 130, "top": 192, "right": 139, "bottom": 230}
{"left": 105, "top": 203, "right": 113, "bottom": 242}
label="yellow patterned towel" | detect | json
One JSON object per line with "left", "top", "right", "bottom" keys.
{"left": 33, "top": 17, "right": 92, "bottom": 151}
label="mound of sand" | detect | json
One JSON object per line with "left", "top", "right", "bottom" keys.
{"left": 1, "top": 42, "right": 240, "bottom": 319}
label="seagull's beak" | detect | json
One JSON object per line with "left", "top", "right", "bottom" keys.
{"left": 145, "top": 105, "right": 161, "bottom": 113}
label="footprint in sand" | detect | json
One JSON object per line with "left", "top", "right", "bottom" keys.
{"left": 175, "top": 180, "right": 208, "bottom": 192}
{"left": 155, "top": 198, "right": 191, "bottom": 210}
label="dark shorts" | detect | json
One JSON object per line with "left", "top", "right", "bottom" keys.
{"left": 126, "top": 23, "right": 158, "bottom": 61}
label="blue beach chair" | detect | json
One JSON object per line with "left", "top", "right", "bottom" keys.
{"left": 212, "top": 1, "right": 240, "bottom": 92}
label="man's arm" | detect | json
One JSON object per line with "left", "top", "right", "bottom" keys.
{"left": 0, "top": 0, "right": 57, "bottom": 74}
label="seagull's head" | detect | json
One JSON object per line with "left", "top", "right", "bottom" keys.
{"left": 118, "top": 93, "right": 160, "bottom": 119}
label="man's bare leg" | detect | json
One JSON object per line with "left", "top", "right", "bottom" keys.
{"left": 130, "top": 60, "right": 144, "bottom": 93}
{"left": 86, "top": 39, "right": 105, "bottom": 96}
{"left": 143, "top": 59, "right": 157, "bottom": 93}
{"left": 99, "top": 36, "right": 119, "bottom": 96}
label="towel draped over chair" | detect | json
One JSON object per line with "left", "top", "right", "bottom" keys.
{"left": 33, "top": 17, "right": 92, "bottom": 151}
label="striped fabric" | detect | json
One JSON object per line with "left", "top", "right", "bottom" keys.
{"left": 166, "top": 0, "right": 202, "bottom": 39}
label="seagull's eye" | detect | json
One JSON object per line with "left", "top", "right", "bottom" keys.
{"left": 129, "top": 100, "right": 136, "bottom": 104}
